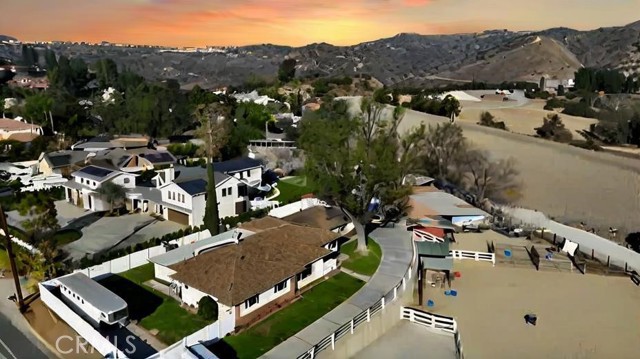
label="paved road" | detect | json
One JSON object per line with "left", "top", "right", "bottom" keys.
{"left": 352, "top": 321, "right": 456, "bottom": 359}
{"left": 262, "top": 225, "right": 414, "bottom": 359}
{"left": 0, "top": 312, "right": 48, "bottom": 359}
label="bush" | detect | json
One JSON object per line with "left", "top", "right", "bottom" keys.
{"left": 478, "top": 111, "right": 508, "bottom": 131}
{"left": 535, "top": 114, "right": 573, "bottom": 143}
{"left": 221, "top": 208, "right": 269, "bottom": 229}
{"left": 197, "top": 296, "right": 218, "bottom": 321}
{"left": 525, "top": 90, "right": 552, "bottom": 100}
{"left": 562, "top": 102, "right": 598, "bottom": 118}
{"left": 544, "top": 97, "right": 566, "bottom": 110}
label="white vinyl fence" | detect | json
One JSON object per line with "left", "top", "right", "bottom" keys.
{"left": 401, "top": 307, "right": 464, "bottom": 359}
{"left": 449, "top": 250, "right": 496, "bottom": 266}
{"left": 74, "top": 246, "right": 167, "bottom": 278}
{"left": 296, "top": 241, "right": 417, "bottom": 359}
{"left": 39, "top": 282, "right": 126, "bottom": 358}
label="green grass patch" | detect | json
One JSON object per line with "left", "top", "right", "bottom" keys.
{"left": 215, "top": 273, "right": 364, "bottom": 359}
{"left": 51, "top": 229, "right": 82, "bottom": 246}
{"left": 340, "top": 238, "right": 382, "bottom": 276}
{"left": 275, "top": 176, "right": 317, "bottom": 204}
{"left": 100, "top": 265, "right": 210, "bottom": 345}
{"left": 120, "top": 262, "right": 155, "bottom": 284}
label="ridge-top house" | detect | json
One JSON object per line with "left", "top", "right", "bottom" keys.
{"left": 149, "top": 216, "right": 343, "bottom": 334}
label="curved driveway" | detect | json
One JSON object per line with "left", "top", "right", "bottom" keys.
{"left": 262, "top": 225, "right": 414, "bottom": 359}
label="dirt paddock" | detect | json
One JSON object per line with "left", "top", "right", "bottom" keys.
{"left": 416, "top": 233, "right": 640, "bottom": 359}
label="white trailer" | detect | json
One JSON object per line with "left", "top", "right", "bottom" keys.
{"left": 56, "top": 272, "right": 128, "bottom": 327}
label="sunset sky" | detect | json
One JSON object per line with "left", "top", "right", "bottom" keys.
{"left": 2, "top": 0, "right": 639, "bottom": 47}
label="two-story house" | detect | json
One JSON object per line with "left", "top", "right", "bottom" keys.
{"left": 63, "top": 165, "right": 137, "bottom": 211}
{"left": 147, "top": 166, "right": 251, "bottom": 227}
{"left": 213, "top": 157, "right": 265, "bottom": 197}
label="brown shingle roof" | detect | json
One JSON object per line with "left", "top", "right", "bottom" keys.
{"left": 282, "top": 206, "right": 349, "bottom": 231}
{"left": 7, "top": 132, "right": 39, "bottom": 142}
{"left": 0, "top": 118, "right": 41, "bottom": 131}
{"left": 239, "top": 216, "right": 341, "bottom": 246}
{"left": 169, "top": 225, "right": 333, "bottom": 305}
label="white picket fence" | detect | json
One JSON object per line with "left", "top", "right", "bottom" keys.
{"left": 413, "top": 229, "right": 445, "bottom": 243}
{"left": 401, "top": 307, "right": 464, "bottom": 359}
{"left": 449, "top": 250, "right": 496, "bottom": 266}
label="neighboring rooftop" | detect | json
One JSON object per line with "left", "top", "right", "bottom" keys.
{"left": 43, "top": 151, "right": 87, "bottom": 169}
{"left": 409, "top": 191, "right": 488, "bottom": 218}
{"left": 149, "top": 229, "right": 232, "bottom": 267}
{"left": 176, "top": 179, "right": 208, "bottom": 196}
{"left": 281, "top": 206, "right": 350, "bottom": 231}
{"left": 73, "top": 165, "right": 117, "bottom": 181}
{"left": 174, "top": 165, "right": 230, "bottom": 186}
{"left": 213, "top": 157, "right": 263, "bottom": 174}
{"left": 56, "top": 272, "right": 127, "bottom": 313}
{"left": 0, "top": 118, "right": 41, "bottom": 132}
{"left": 169, "top": 225, "right": 332, "bottom": 306}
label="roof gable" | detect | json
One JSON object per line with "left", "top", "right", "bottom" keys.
{"left": 73, "top": 165, "right": 119, "bottom": 182}
{"left": 176, "top": 179, "right": 208, "bottom": 196}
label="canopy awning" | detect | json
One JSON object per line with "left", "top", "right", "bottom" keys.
{"left": 421, "top": 256, "right": 453, "bottom": 271}
{"left": 416, "top": 237, "right": 451, "bottom": 257}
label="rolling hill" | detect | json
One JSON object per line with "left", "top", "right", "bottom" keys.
{"left": 1, "top": 20, "right": 639, "bottom": 88}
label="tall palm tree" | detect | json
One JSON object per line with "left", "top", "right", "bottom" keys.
{"left": 96, "top": 182, "right": 127, "bottom": 215}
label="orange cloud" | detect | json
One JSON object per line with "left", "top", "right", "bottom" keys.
{"left": 403, "top": 0, "right": 432, "bottom": 6}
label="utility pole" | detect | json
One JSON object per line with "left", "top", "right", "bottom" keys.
{"left": 0, "top": 206, "right": 25, "bottom": 312}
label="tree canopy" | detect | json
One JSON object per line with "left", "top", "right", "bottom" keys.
{"left": 300, "top": 98, "right": 419, "bottom": 252}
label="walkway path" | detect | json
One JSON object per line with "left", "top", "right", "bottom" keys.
{"left": 352, "top": 321, "right": 456, "bottom": 359}
{"left": 340, "top": 267, "right": 371, "bottom": 282}
{"left": 262, "top": 225, "right": 414, "bottom": 359}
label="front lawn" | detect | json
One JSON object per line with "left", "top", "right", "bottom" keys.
{"left": 119, "top": 262, "right": 155, "bottom": 284}
{"left": 340, "top": 238, "right": 382, "bottom": 276}
{"left": 215, "top": 273, "right": 364, "bottom": 359}
{"left": 275, "top": 176, "right": 317, "bottom": 205}
{"left": 100, "top": 265, "right": 211, "bottom": 345}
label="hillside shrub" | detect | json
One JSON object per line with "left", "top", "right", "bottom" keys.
{"left": 544, "top": 97, "right": 566, "bottom": 110}
{"left": 197, "top": 296, "right": 218, "bottom": 321}
{"left": 478, "top": 111, "right": 508, "bottom": 131}
{"left": 562, "top": 102, "right": 598, "bottom": 118}
{"left": 535, "top": 113, "right": 573, "bottom": 143}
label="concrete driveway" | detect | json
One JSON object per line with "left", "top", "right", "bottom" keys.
{"left": 63, "top": 214, "right": 157, "bottom": 260}
{"left": 5, "top": 201, "right": 91, "bottom": 231}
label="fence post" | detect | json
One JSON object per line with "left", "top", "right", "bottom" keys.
{"left": 393, "top": 286, "right": 397, "bottom": 300}
{"left": 381, "top": 296, "right": 385, "bottom": 309}
{"left": 351, "top": 319, "right": 354, "bottom": 334}
{"left": 409, "top": 308, "right": 415, "bottom": 322}
{"left": 402, "top": 277, "right": 406, "bottom": 290}
{"left": 367, "top": 308, "right": 371, "bottom": 322}
{"left": 475, "top": 252, "right": 479, "bottom": 261}
{"left": 331, "top": 333, "right": 335, "bottom": 350}
{"left": 310, "top": 347, "right": 315, "bottom": 359}
{"left": 492, "top": 254, "right": 496, "bottom": 267}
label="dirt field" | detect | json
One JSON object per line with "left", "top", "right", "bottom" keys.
{"left": 416, "top": 233, "right": 640, "bottom": 359}
{"left": 400, "top": 106, "right": 640, "bottom": 236}
{"left": 457, "top": 100, "right": 597, "bottom": 137}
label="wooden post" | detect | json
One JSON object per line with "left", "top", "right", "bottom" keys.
{"left": 607, "top": 256, "right": 610, "bottom": 268}
{"left": 0, "top": 206, "right": 25, "bottom": 312}
{"left": 591, "top": 249, "right": 595, "bottom": 260}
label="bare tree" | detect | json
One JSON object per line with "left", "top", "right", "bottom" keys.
{"left": 423, "top": 122, "right": 467, "bottom": 181}
{"left": 458, "top": 148, "right": 522, "bottom": 204}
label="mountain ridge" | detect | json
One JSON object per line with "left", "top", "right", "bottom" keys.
{"left": 1, "top": 20, "right": 639, "bottom": 88}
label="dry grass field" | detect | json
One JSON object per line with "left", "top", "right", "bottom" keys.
{"left": 457, "top": 100, "right": 598, "bottom": 137}
{"left": 416, "top": 232, "right": 640, "bottom": 359}
{"left": 400, "top": 106, "right": 640, "bottom": 237}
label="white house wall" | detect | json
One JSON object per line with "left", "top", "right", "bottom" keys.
{"left": 161, "top": 183, "right": 193, "bottom": 210}
{"left": 231, "top": 167, "right": 262, "bottom": 185}
{"left": 181, "top": 284, "right": 209, "bottom": 308}
{"left": 238, "top": 278, "right": 292, "bottom": 317}
{"left": 191, "top": 195, "right": 206, "bottom": 227}
{"left": 111, "top": 173, "right": 137, "bottom": 189}
{"left": 323, "top": 258, "right": 337, "bottom": 275}
{"left": 154, "top": 264, "right": 176, "bottom": 284}
{"left": 216, "top": 179, "right": 237, "bottom": 219}
{"left": 298, "top": 260, "right": 324, "bottom": 289}
{"left": 218, "top": 302, "right": 235, "bottom": 336}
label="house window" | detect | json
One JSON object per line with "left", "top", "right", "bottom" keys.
{"left": 298, "top": 266, "right": 312, "bottom": 281}
{"left": 244, "top": 295, "right": 259, "bottom": 309}
{"left": 221, "top": 188, "right": 226, "bottom": 197}
{"left": 226, "top": 187, "right": 232, "bottom": 197}
{"left": 123, "top": 178, "right": 130, "bottom": 184}
{"left": 246, "top": 170, "right": 250, "bottom": 178}
{"left": 274, "top": 280, "right": 288, "bottom": 293}
{"left": 238, "top": 185, "right": 247, "bottom": 196}
{"left": 238, "top": 172, "right": 244, "bottom": 179}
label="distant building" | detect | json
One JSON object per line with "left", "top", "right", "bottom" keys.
{"left": 0, "top": 117, "right": 43, "bottom": 141}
